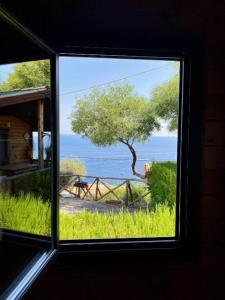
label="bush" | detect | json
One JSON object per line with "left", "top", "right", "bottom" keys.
{"left": 60, "top": 158, "right": 86, "bottom": 187}
{"left": 116, "top": 183, "right": 150, "bottom": 205}
{"left": 14, "top": 168, "right": 51, "bottom": 201}
{"left": 146, "top": 162, "right": 176, "bottom": 210}
{"left": 98, "top": 183, "right": 150, "bottom": 206}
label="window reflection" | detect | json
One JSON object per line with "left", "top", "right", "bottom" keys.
{"left": 0, "top": 60, "right": 52, "bottom": 236}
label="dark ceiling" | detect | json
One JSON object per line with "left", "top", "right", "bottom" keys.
{"left": 0, "top": 1, "right": 153, "bottom": 48}
{"left": 0, "top": 15, "right": 48, "bottom": 64}
{"left": 0, "top": 0, "right": 187, "bottom": 61}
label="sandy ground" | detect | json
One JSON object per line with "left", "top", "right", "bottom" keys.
{"left": 60, "top": 196, "right": 124, "bottom": 214}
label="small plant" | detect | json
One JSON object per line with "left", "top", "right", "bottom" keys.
{"left": 146, "top": 162, "right": 176, "bottom": 210}
{"left": 60, "top": 158, "right": 86, "bottom": 187}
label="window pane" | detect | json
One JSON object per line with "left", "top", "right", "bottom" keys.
{"left": 0, "top": 59, "right": 52, "bottom": 236}
{"left": 59, "top": 56, "right": 179, "bottom": 240}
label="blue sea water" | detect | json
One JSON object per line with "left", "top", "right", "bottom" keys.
{"left": 34, "top": 134, "right": 177, "bottom": 179}
{"left": 62, "top": 135, "right": 177, "bottom": 179}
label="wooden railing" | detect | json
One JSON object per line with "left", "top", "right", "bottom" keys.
{"left": 59, "top": 174, "right": 150, "bottom": 207}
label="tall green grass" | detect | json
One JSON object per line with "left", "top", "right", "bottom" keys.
{"left": 60, "top": 206, "right": 175, "bottom": 239}
{"left": 0, "top": 193, "right": 51, "bottom": 235}
{"left": 0, "top": 193, "right": 175, "bottom": 239}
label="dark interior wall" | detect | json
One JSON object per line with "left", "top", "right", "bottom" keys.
{"left": 1, "top": 0, "right": 224, "bottom": 299}
{"left": 0, "top": 240, "right": 39, "bottom": 296}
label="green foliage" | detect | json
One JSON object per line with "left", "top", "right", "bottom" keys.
{"left": 60, "top": 158, "right": 86, "bottom": 187}
{"left": 70, "top": 82, "right": 159, "bottom": 146}
{"left": 0, "top": 192, "right": 175, "bottom": 239}
{"left": 147, "top": 162, "right": 177, "bottom": 210}
{"left": 14, "top": 168, "right": 51, "bottom": 201}
{"left": 0, "top": 60, "right": 50, "bottom": 91}
{"left": 0, "top": 192, "right": 51, "bottom": 235}
{"left": 151, "top": 64, "right": 179, "bottom": 131}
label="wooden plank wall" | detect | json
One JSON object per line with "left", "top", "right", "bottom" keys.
{"left": 0, "top": 116, "right": 32, "bottom": 164}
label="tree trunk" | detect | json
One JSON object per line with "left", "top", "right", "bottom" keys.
{"left": 125, "top": 142, "right": 145, "bottom": 180}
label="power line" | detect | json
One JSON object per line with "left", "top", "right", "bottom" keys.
{"left": 61, "top": 155, "right": 176, "bottom": 161}
{"left": 60, "top": 63, "right": 173, "bottom": 96}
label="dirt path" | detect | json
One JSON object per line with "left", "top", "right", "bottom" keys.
{"left": 60, "top": 196, "right": 124, "bottom": 214}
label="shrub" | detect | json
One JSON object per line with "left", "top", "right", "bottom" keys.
{"left": 146, "top": 162, "right": 176, "bottom": 210}
{"left": 13, "top": 168, "right": 51, "bottom": 201}
{"left": 116, "top": 183, "right": 150, "bottom": 205}
{"left": 98, "top": 183, "right": 150, "bottom": 206}
{"left": 60, "top": 158, "right": 86, "bottom": 188}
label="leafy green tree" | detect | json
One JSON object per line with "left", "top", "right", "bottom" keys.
{"left": 151, "top": 65, "right": 179, "bottom": 131}
{"left": 70, "top": 83, "right": 159, "bottom": 179}
{"left": 0, "top": 60, "right": 50, "bottom": 91}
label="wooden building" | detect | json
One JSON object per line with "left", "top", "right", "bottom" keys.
{"left": 0, "top": 88, "right": 51, "bottom": 175}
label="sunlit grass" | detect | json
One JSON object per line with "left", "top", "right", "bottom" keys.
{"left": 60, "top": 206, "right": 175, "bottom": 239}
{"left": 0, "top": 193, "right": 51, "bottom": 235}
{"left": 0, "top": 193, "right": 175, "bottom": 239}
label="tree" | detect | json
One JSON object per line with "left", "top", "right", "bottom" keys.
{"left": 70, "top": 83, "right": 159, "bottom": 179}
{"left": 150, "top": 65, "right": 179, "bottom": 131}
{"left": 0, "top": 60, "right": 50, "bottom": 91}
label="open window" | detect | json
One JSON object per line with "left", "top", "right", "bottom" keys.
{"left": 59, "top": 55, "right": 180, "bottom": 243}
{"left": 0, "top": 4, "right": 202, "bottom": 298}
{"left": 57, "top": 48, "right": 201, "bottom": 252}
{"left": 0, "top": 10, "right": 58, "bottom": 299}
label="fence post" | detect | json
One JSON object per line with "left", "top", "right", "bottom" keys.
{"left": 127, "top": 180, "right": 133, "bottom": 206}
{"left": 95, "top": 177, "right": 99, "bottom": 201}
{"left": 77, "top": 175, "right": 81, "bottom": 198}
{"left": 125, "top": 180, "right": 129, "bottom": 206}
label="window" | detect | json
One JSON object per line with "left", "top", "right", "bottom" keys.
{"left": 54, "top": 47, "right": 201, "bottom": 253}
{"left": 0, "top": 8, "right": 58, "bottom": 298}
{"left": 59, "top": 56, "right": 180, "bottom": 242}
{"left": 0, "top": 58, "right": 55, "bottom": 298}
{"left": 0, "top": 5, "right": 202, "bottom": 297}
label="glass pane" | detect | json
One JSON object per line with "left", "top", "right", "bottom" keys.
{"left": 0, "top": 59, "right": 52, "bottom": 236}
{"left": 0, "top": 58, "right": 52, "bottom": 295}
{"left": 59, "top": 56, "right": 179, "bottom": 240}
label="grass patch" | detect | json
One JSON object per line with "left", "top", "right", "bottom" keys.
{"left": 60, "top": 206, "right": 175, "bottom": 239}
{"left": 0, "top": 193, "right": 51, "bottom": 236}
{"left": 0, "top": 193, "right": 175, "bottom": 239}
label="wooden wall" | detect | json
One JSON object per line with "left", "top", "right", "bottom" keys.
{"left": 0, "top": 116, "right": 32, "bottom": 165}
{"left": 6, "top": 0, "right": 224, "bottom": 299}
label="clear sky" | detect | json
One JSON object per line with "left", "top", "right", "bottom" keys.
{"left": 0, "top": 57, "right": 178, "bottom": 136}
{"left": 59, "top": 57, "right": 178, "bottom": 135}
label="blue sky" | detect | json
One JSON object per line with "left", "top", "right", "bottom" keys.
{"left": 59, "top": 57, "right": 178, "bottom": 135}
{"left": 0, "top": 57, "right": 178, "bottom": 135}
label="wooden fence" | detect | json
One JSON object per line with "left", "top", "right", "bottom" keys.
{"left": 59, "top": 174, "right": 150, "bottom": 207}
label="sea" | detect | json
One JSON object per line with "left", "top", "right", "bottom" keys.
{"left": 34, "top": 134, "right": 177, "bottom": 181}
